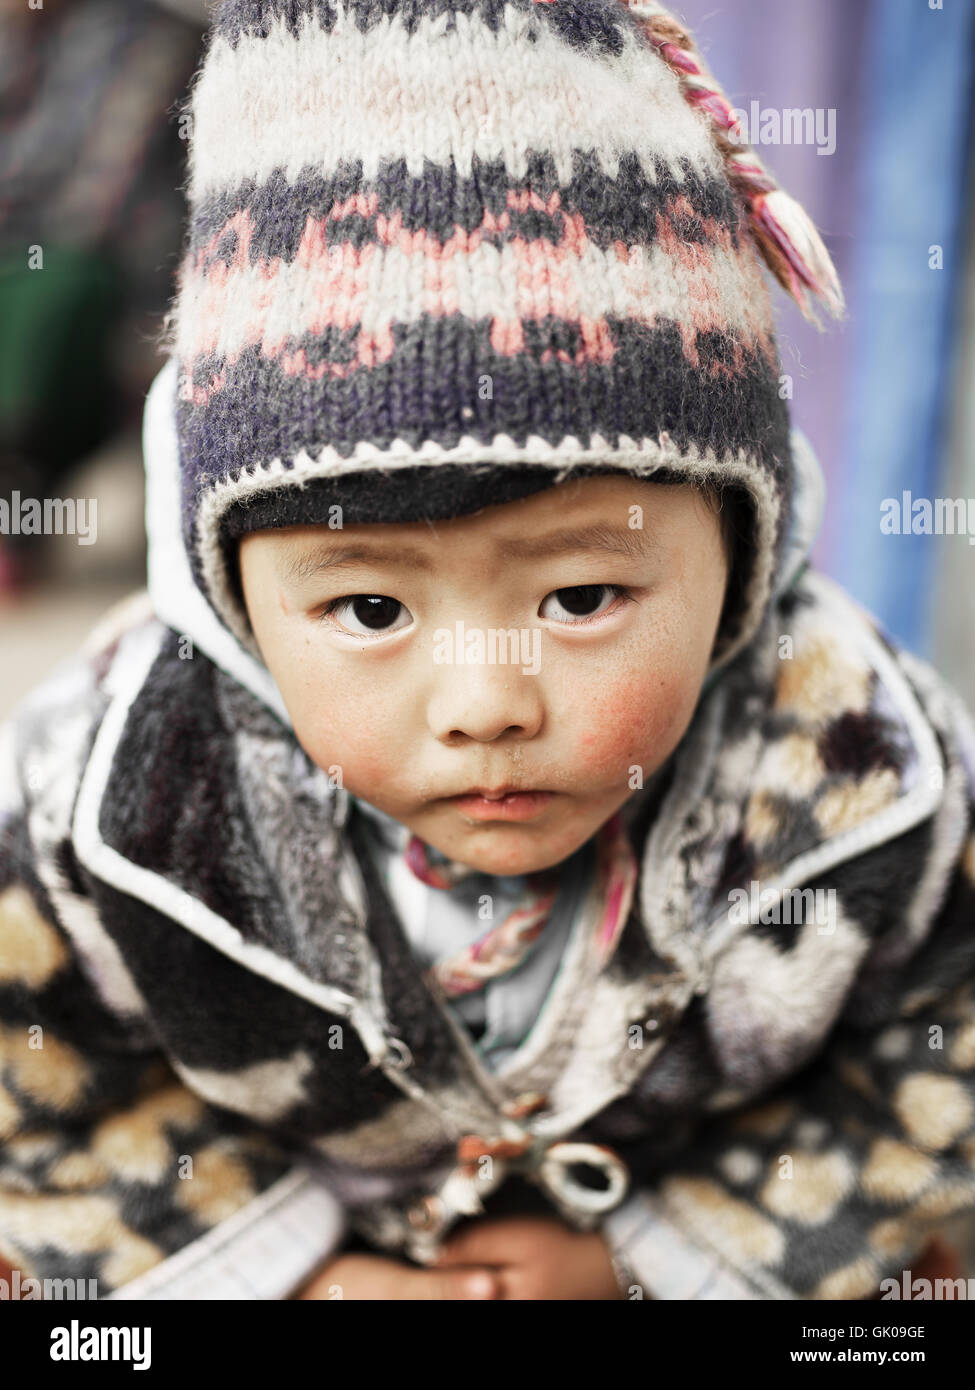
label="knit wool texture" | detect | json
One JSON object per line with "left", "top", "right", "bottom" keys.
{"left": 162, "top": 0, "right": 794, "bottom": 673}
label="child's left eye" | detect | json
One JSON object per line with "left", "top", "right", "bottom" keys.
{"left": 539, "top": 584, "right": 631, "bottom": 624}
{"left": 318, "top": 595, "right": 411, "bottom": 637}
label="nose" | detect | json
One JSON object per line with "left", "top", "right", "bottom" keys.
{"left": 426, "top": 658, "right": 544, "bottom": 743}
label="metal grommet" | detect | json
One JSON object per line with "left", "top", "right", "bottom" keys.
{"left": 384, "top": 1036, "right": 413, "bottom": 1070}
{"left": 407, "top": 1194, "right": 444, "bottom": 1231}
{"left": 538, "top": 1142, "right": 630, "bottom": 1215}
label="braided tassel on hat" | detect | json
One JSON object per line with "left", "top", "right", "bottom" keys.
{"left": 621, "top": 0, "right": 846, "bottom": 329}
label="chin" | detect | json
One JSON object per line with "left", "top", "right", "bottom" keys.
{"left": 454, "top": 832, "right": 583, "bottom": 879}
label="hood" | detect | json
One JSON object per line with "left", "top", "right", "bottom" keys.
{"left": 143, "top": 352, "right": 827, "bottom": 731}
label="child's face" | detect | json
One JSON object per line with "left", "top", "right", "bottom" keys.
{"left": 239, "top": 475, "right": 727, "bottom": 876}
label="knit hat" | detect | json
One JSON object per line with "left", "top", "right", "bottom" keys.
{"left": 160, "top": 0, "right": 844, "bottom": 675}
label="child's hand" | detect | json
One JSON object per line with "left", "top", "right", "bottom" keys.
{"left": 293, "top": 1250, "right": 500, "bottom": 1300}
{"left": 432, "top": 1214, "right": 625, "bottom": 1300}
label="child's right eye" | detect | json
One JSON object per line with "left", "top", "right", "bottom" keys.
{"left": 318, "top": 595, "right": 411, "bottom": 639}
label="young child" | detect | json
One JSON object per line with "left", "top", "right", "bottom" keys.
{"left": 2, "top": 0, "right": 974, "bottom": 1302}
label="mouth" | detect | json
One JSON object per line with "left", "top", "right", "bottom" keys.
{"left": 444, "top": 788, "right": 556, "bottom": 821}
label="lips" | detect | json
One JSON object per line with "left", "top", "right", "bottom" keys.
{"left": 461, "top": 787, "right": 530, "bottom": 800}
{"left": 446, "top": 789, "right": 555, "bottom": 821}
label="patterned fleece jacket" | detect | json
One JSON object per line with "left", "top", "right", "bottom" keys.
{"left": 1, "top": 360, "right": 975, "bottom": 1302}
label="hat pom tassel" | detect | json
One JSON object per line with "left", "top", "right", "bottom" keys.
{"left": 627, "top": 0, "right": 847, "bottom": 329}
{"left": 748, "top": 188, "right": 847, "bottom": 328}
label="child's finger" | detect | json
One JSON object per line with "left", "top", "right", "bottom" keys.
{"left": 432, "top": 1225, "right": 511, "bottom": 1267}
{"left": 409, "top": 1266, "right": 499, "bottom": 1300}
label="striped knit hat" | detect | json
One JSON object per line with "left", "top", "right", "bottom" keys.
{"left": 160, "top": 0, "right": 844, "bottom": 674}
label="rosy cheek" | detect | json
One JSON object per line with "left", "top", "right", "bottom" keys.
{"left": 575, "top": 674, "right": 685, "bottom": 773}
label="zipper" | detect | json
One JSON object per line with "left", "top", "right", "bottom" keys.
{"left": 334, "top": 794, "right": 678, "bottom": 1140}
{"left": 416, "top": 900, "right": 662, "bottom": 1144}
{"left": 336, "top": 804, "right": 519, "bottom": 1133}
{"left": 421, "top": 969, "right": 532, "bottom": 1129}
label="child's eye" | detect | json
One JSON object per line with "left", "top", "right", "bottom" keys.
{"left": 539, "top": 583, "right": 632, "bottom": 624}
{"left": 318, "top": 595, "right": 411, "bottom": 638}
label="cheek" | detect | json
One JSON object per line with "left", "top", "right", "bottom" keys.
{"left": 288, "top": 673, "right": 400, "bottom": 788}
{"left": 294, "top": 701, "right": 389, "bottom": 781}
{"left": 573, "top": 668, "right": 693, "bottom": 774}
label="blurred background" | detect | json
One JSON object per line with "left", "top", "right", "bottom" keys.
{"left": 0, "top": 0, "right": 973, "bottom": 1279}
{"left": 674, "top": 0, "right": 975, "bottom": 708}
{"left": 0, "top": 0, "right": 206, "bottom": 705}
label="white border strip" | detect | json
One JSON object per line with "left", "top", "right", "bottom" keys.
{"left": 603, "top": 1189, "right": 790, "bottom": 1300}
{"left": 188, "top": 5, "right": 721, "bottom": 196}
{"left": 143, "top": 355, "right": 292, "bottom": 728}
{"left": 104, "top": 1165, "right": 346, "bottom": 1301}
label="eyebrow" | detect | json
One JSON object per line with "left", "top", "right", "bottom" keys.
{"left": 279, "top": 522, "right": 656, "bottom": 584}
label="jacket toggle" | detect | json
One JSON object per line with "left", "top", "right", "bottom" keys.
{"left": 402, "top": 1103, "right": 632, "bottom": 1262}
